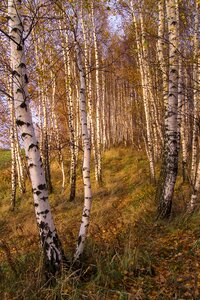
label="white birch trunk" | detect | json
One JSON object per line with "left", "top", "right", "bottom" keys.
{"left": 157, "top": 0, "right": 168, "bottom": 114}
{"left": 14, "top": 124, "right": 26, "bottom": 194}
{"left": 178, "top": 57, "right": 186, "bottom": 181}
{"left": 8, "top": 77, "right": 17, "bottom": 209}
{"left": 91, "top": 1, "right": 102, "bottom": 183}
{"left": 130, "top": 2, "right": 155, "bottom": 181}
{"left": 59, "top": 21, "right": 77, "bottom": 201}
{"left": 74, "top": 36, "right": 92, "bottom": 262}
{"left": 42, "top": 91, "right": 52, "bottom": 193}
{"left": 8, "top": 0, "right": 63, "bottom": 273}
{"left": 80, "top": 5, "right": 98, "bottom": 182}
{"left": 188, "top": 0, "right": 200, "bottom": 211}
{"left": 157, "top": 0, "right": 179, "bottom": 218}
{"left": 190, "top": 0, "right": 199, "bottom": 185}
{"left": 102, "top": 71, "right": 106, "bottom": 151}
{"left": 51, "top": 72, "right": 65, "bottom": 192}
{"left": 8, "top": 75, "right": 25, "bottom": 200}
{"left": 74, "top": 70, "right": 80, "bottom": 159}
{"left": 180, "top": 64, "right": 188, "bottom": 182}
{"left": 140, "top": 13, "right": 163, "bottom": 149}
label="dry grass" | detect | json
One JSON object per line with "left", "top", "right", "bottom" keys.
{"left": 0, "top": 147, "right": 200, "bottom": 299}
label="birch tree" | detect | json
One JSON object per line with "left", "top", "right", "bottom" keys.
{"left": 59, "top": 18, "right": 77, "bottom": 201}
{"left": 80, "top": 2, "right": 98, "bottom": 182}
{"left": 130, "top": 1, "right": 155, "bottom": 181}
{"left": 33, "top": 27, "right": 53, "bottom": 193}
{"left": 8, "top": 0, "right": 63, "bottom": 274}
{"left": 157, "top": 0, "right": 168, "bottom": 114}
{"left": 188, "top": 0, "right": 200, "bottom": 212}
{"left": 73, "top": 26, "right": 92, "bottom": 262}
{"left": 190, "top": 0, "right": 199, "bottom": 186}
{"left": 157, "top": 0, "right": 179, "bottom": 218}
{"left": 51, "top": 72, "right": 66, "bottom": 192}
{"left": 179, "top": 60, "right": 188, "bottom": 182}
{"left": 8, "top": 77, "right": 17, "bottom": 209}
{"left": 91, "top": 1, "right": 102, "bottom": 183}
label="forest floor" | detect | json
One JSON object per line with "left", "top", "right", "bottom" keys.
{"left": 0, "top": 147, "right": 200, "bottom": 299}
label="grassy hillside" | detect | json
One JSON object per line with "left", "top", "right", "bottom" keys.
{"left": 0, "top": 148, "right": 200, "bottom": 299}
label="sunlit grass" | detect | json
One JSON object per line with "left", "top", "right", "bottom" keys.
{"left": 0, "top": 147, "right": 200, "bottom": 299}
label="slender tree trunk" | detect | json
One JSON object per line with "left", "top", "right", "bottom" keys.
{"left": 102, "top": 71, "right": 106, "bottom": 151}
{"left": 155, "top": 0, "right": 171, "bottom": 203}
{"left": 51, "top": 72, "right": 65, "bottom": 192}
{"left": 88, "top": 46, "right": 98, "bottom": 175}
{"left": 157, "top": 0, "right": 179, "bottom": 218}
{"left": 74, "top": 36, "right": 92, "bottom": 262}
{"left": 33, "top": 28, "right": 52, "bottom": 193}
{"left": 8, "top": 74, "right": 25, "bottom": 200}
{"left": 14, "top": 124, "right": 26, "bottom": 194}
{"left": 60, "top": 21, "right": 77, "bottom": 201}
{"left": 157, "top": 0, "right": 168, "bottom": 114}
{"left": 8, "top": 77, "right": 17, "bottom": 209}
{"left": 178, "top": 57, "right": 187, "bottom": 182}
{"left": 188, "top": 0, "right": 200, "bottom": 211}
{"left": 38, "top": 96, "right": 44, "bottom": 162}
{"left": 189, "top": 123, "right": 200, "bottom": 213}
{"left": 180, "top": 65, "right": 188, "bottom": 182}
{"left": 190, "top": 0, "right": 199, "bottom": 185}
{"left": 130, "top": 2, "right": 155, "bottom": 181}
{"left": 140, "top": 13, "right": 163, "bottom": 150}
{"left": 42, "top": 92, "right": 52, "bottom": 193}
{"left": 91, "top": 1, "right": 102, "bottom": 183}
{"left": 74, "top": 71, "right": 80, "bottom": 159}
{"left": 8, "top": 0, "right": 63, "bottom": 273}
{"left": 80, "top": 5, "right": 98, "bottom": 181}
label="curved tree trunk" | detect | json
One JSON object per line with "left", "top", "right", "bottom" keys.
{"left": 8, "top": 0, "right": 63, "bottom": 274}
